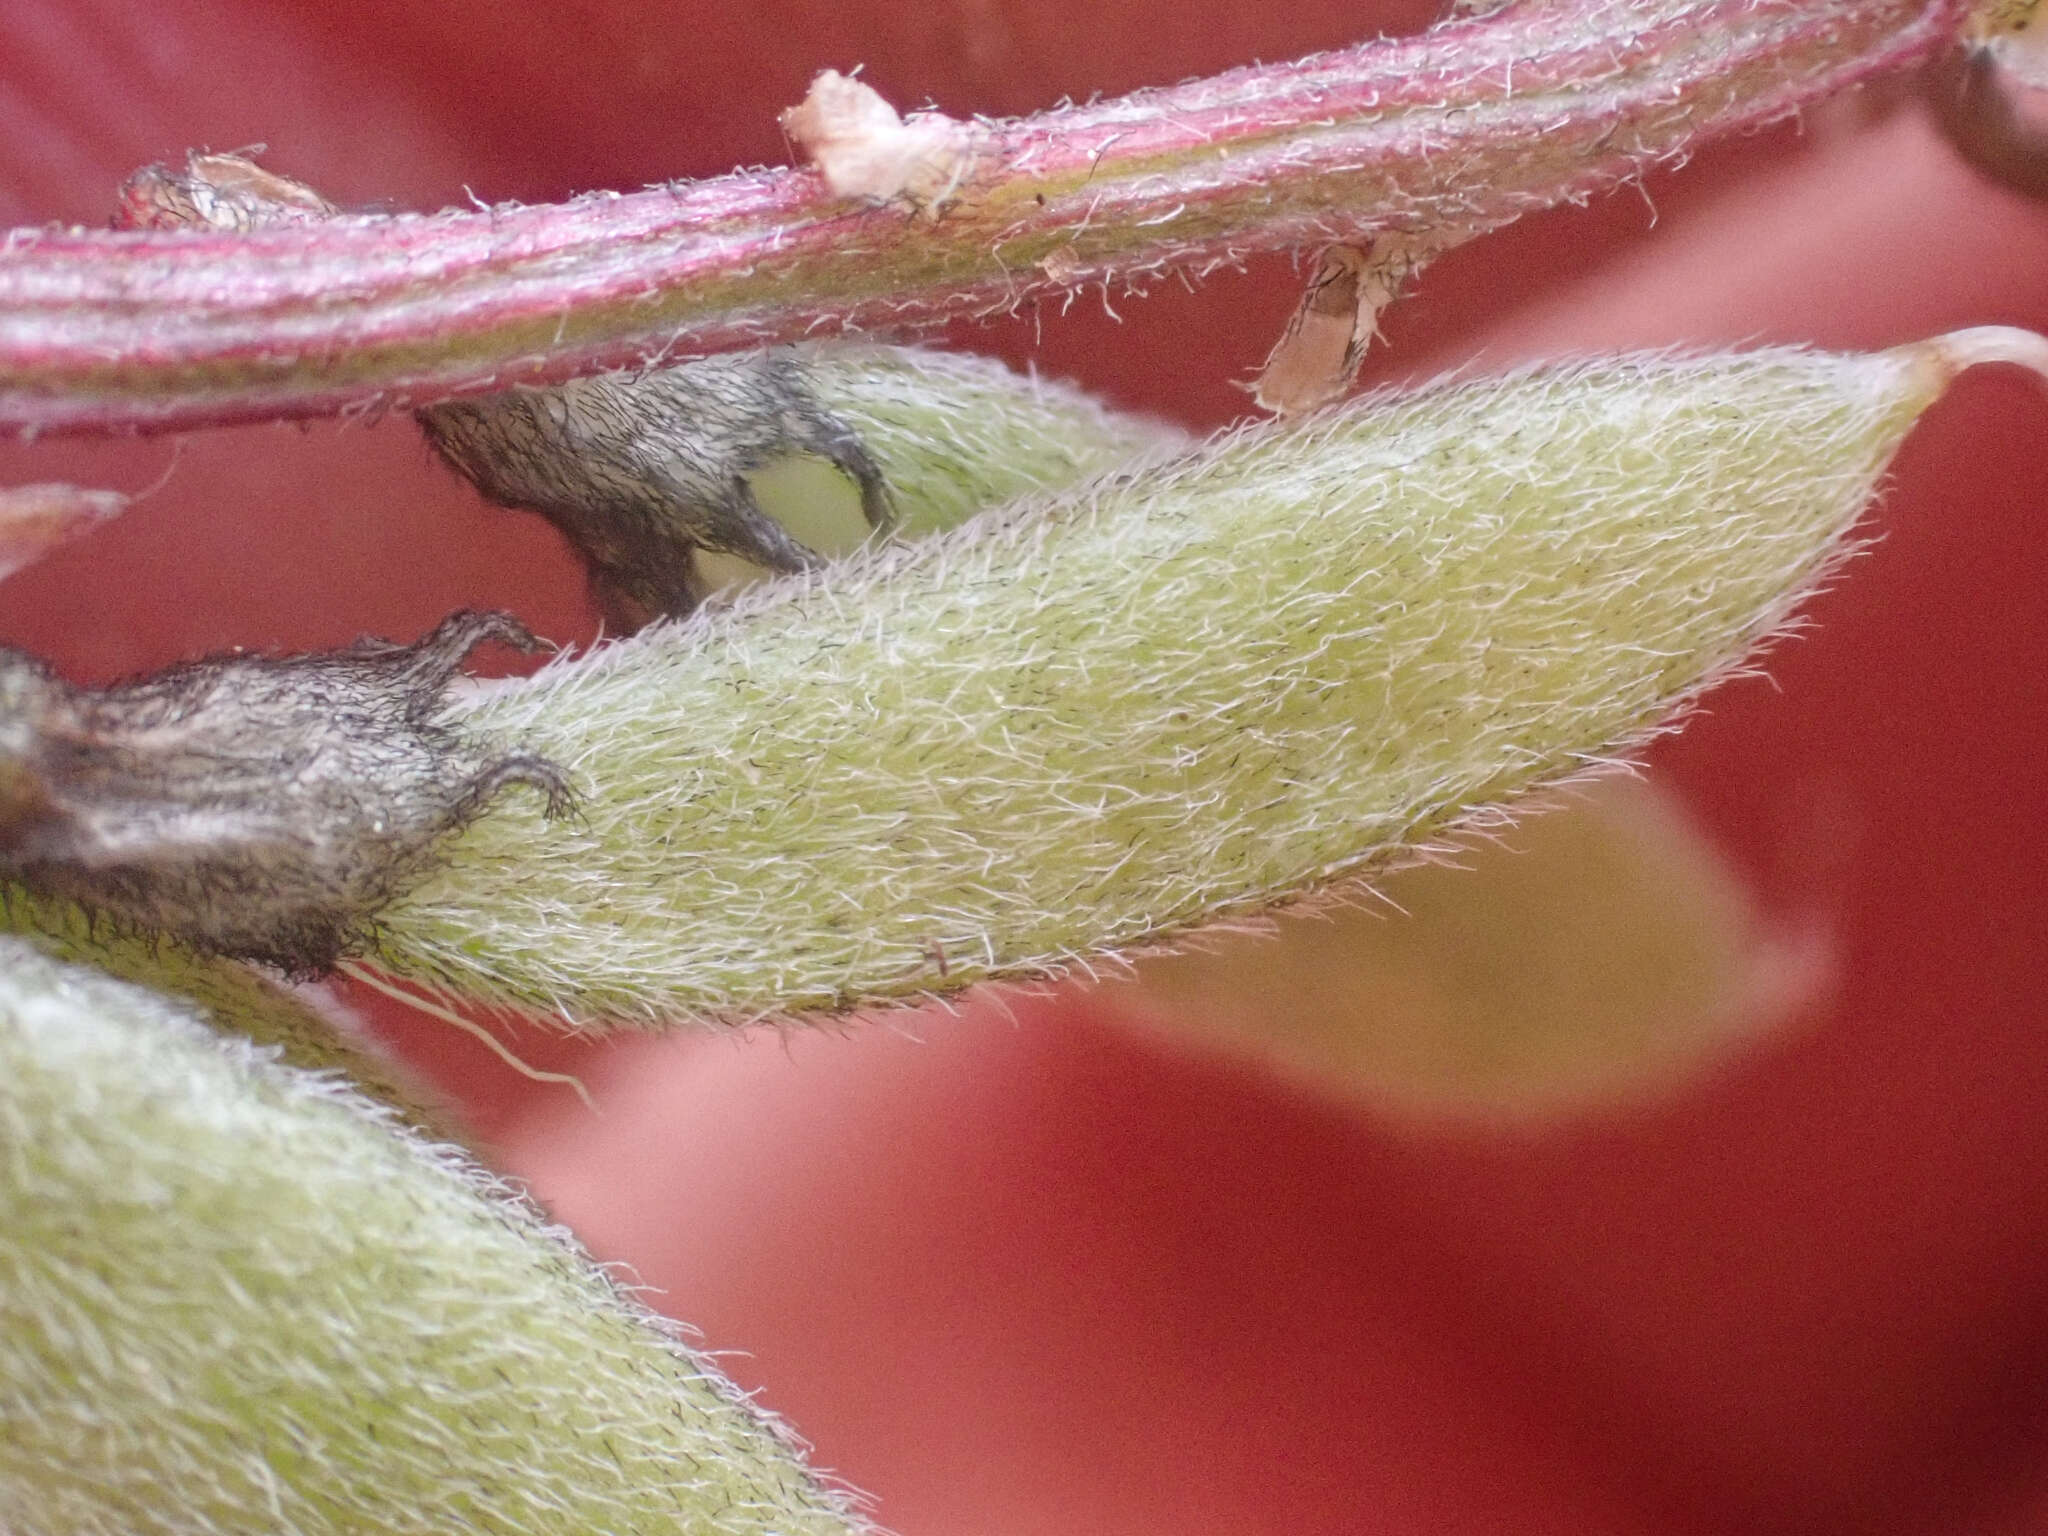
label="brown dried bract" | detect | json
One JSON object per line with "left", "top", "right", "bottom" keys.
{"left": 0, "top": 483, "right": 128, "bottom": 583}
{"left": 1253, "top": 246, "right": 1375, "bottom": 415}
{"left": 1036, "top": 244, "right": 1085, "bottom": 285}
{"left": 113, "top": 150, "right": 337, "bottom": 232}
{"left": 780, "top": 70, "right": 978, "bottom": 214}
{"left": 0, "top": 611, "right": 570, "bottom": 975}
{"left": 1251, "top": 236, "right": 1441, "bottom": 414}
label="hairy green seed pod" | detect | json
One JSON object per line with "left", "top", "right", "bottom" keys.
{"left": 360, "top": 334, "right": 2035, "bottom": 1027}
{"left": 0, "top": 940, "right": 872, "bottom": 1536}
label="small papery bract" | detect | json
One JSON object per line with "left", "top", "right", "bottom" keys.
{"left": 0, "top": 939, "right": 872, "bottom": 1536}
{"left": 373, "top": 341, "right": 1962, "bottom": 1026}
{"left": 0, "top": 482, "right": 128, "bottom": 583}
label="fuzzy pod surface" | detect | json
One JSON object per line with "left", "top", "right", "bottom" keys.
{"left": 802, "top": 343, "right": 1183, "bottom": 539}
{"left": 0, "top": 940, "right": 872, "bottom": 1536}
{"left": 369, "top": 338, "right": 1992, "bottom": 1026}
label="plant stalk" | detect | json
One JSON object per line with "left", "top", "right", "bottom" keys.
{"left": 0, "top": 0, "right": 1971, "bottom": 436}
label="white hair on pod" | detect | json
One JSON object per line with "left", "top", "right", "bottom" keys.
{"left": 0, "top": 939, "right": 876, "bottom": 1536}
{"left": 363, "top": 334, "right": 2020, "bottom": 1027}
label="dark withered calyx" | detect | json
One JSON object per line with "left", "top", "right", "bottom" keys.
{"left": 0, "top": 611, "right": 570, "bottom": 975}
{"left": 418, "top": 351, "right": 895, "bottom": 630}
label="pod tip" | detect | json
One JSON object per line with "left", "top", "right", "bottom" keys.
{"left": 1901, "top": 325, "right": 2048, "bottom": 388}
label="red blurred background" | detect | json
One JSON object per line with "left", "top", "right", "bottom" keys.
{"left": 7, "top": 1, "right": 2048, "bottom": 1531}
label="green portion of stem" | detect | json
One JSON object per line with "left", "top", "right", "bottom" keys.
{"left": 0, "top": 940, "right": 873, "bottom": 1536}
{"left": 370, "top": 345, "right": 1940, "bottom": 1027}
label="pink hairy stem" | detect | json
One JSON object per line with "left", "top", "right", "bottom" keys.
{"left": 0, "top": 0, "right": 1971, "bottom": 437}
